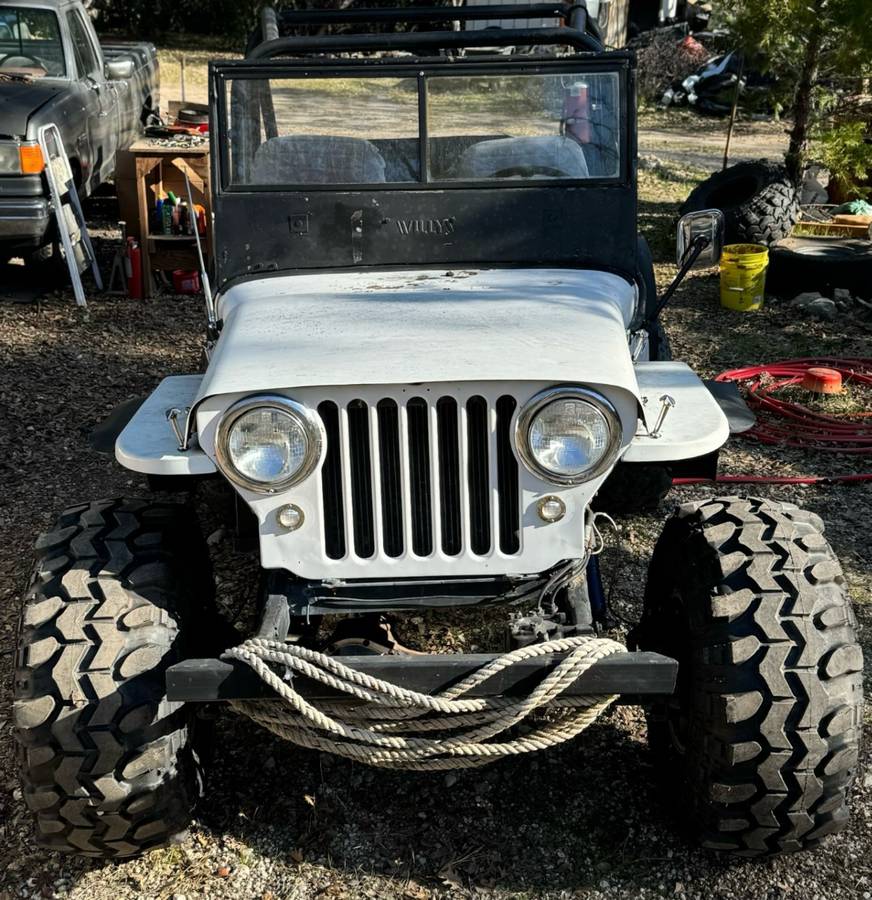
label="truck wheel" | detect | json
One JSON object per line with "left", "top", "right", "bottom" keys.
{"left": 13, "top": 499, "right": 215, "bottom": 858}
{"left": 681, "top": 161, "right": 799, "bottom": 246}
{"left": 637, "top": 497, "right": 863, "bottom": 856}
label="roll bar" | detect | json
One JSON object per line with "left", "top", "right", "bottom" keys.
{"left": 249, "top": 27, "right": 600, "bottom": 60}
{"left": 245, "top": 2, "right": 602, "bottom": 58}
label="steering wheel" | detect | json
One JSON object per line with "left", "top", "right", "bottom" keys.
{"left": 490, "top": 165, "right": 570, "bottom": 179}
{"left": 0, "top": 53, "right": 45, "bottom": 69}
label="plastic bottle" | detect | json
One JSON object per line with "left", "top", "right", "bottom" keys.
{"left": 161, "top": 197, "right": 173, "bottom": 235}
{"left": 154, "top": 199, "right": 163, "bottom": 235}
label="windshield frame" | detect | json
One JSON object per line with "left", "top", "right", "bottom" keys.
{"left": 212, "top": 54, "right": 633, "bottom": 194}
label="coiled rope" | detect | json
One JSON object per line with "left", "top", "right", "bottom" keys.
{"left": 226, "top": 635, "right": 626, "bottom": 771}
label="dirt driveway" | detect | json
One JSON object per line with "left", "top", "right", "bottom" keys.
{"left": 0, "top": 153, "right": 869, "bottom": 900}
{"left": 155, "top": 48, "right": 788, "bottom": 175}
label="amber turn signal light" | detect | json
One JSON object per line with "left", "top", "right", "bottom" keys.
{"left": 19, "top": 144, "right": 45, "bottom": 174}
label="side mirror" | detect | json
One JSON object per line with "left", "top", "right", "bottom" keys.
{"left": 105, "top": 58, "right": 135, "bottom": 80}
{"left": 677, "top": 209, "right": 725, "bottom": 269}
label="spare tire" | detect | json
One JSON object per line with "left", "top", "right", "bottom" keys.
{"left": 681, "top": 161, "right": 799, "bottom": 246}
{"left": 767, "top": 236, "right": 872, "bottom": 299}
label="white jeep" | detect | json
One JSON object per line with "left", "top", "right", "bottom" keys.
{"left": 13, "top": 3, "right": 862, "bottom": 860}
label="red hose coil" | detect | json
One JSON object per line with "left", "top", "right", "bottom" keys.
{"left": 715, "top": 358, "right": 872, "bottom": 453}
{"left": 674, "top": 358, "right": 872, "bottom": 486}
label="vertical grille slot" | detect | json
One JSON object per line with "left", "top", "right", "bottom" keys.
{"left": 436, "top": 397, "right": 461, "bottom": 556}
{"left": 496, "top": 395, "right": 520, "bottom": 554}
{"left": 318, "top": 401, "right": 346, "bottom": 560}
{"left": 377, "top": 400, "right": 403, "bottom": 558}
{"left": 407, "top": 397, "right": 433, "bottom": 556}
{"left": 347, "top": 399, "right": 375, "bottom": 559}
{"left": 466, "top": 395, "right": 491, "bottom": 555}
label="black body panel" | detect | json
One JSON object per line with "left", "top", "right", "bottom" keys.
{"left": 214, "top": 183, "right": 637, "bottom": 288}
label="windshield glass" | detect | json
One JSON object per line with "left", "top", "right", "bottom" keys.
{"left": 0, "top": 6, "right": 65, "bottom": 76}
{"left": 225, "top": 70, "right": 621, "bottom": 187}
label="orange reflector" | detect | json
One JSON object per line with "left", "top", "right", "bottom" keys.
{"left": 19, "top": 144, "right": 45, "bottom": 174}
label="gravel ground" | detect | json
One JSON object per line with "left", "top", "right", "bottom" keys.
{"left": 0, "top": 160, "right": 870, "bottom": 900}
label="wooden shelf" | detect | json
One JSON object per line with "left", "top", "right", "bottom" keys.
{"left": 118, "top": 142, "right": 211, "bottom": 298}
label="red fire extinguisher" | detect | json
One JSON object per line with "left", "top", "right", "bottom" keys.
{"left": 562, "top": 81, "right": 591, "bottom": 144}
{"left": 126, "top": 237, "right": 143, "bottom": 299}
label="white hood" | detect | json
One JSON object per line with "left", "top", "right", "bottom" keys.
{"left": 197, "top": 268, "right": 641, "bottom": 405}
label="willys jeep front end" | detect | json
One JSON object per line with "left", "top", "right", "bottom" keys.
{"left": 13, "top": 4, "right": 862, "bottom": 861}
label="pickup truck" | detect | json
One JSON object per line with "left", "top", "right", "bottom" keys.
{"left": 0, "top": 0, "right": 159, "bottom": 258}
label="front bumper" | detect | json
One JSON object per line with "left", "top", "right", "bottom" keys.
{"left": 0, "top": 196, "right": 51, "bottom": 245}
{"left": 166, "top": 650, "right": 677, "bottom": 702}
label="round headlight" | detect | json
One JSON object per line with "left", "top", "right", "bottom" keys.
{"left": 517, "top": 388, "right": 621, "bottom": 484}
{"left": 216, "top": 397, "right": 323, "bottom": 492}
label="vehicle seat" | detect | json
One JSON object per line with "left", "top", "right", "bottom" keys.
{"left": 453, "top": 135, "right": 590, "bottom": 180}
{"left": 250, "top": 135, "right": 387, "bottom": 184}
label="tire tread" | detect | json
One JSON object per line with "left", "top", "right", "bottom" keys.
{"left": 13, "top": 499, "right": 213, "bottom": 858}
{"left": 641, "top": 496, "right": 863, "bottom": 856}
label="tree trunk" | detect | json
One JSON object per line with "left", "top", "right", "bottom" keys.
{"left": 785, "top": 6, "right": 825, "bottom": 185}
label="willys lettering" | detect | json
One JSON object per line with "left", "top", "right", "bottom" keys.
{"left": 395, "top": 217, "right": 456, "bottom": 236}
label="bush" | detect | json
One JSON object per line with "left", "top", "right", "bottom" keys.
{"left": 91, "top": 0, "right": 459, "bottom": 47}
{"left": 820, "top": 121, "right": 872, "bottom": 199}
{"left": 92, "top": 0, "right": 262, "bottom": 45}
{"left": 636, "top": 32, "right": 709, "bottom": 103}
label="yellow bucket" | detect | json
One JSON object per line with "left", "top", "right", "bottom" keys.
{"left": 719, "top": 243, "right": 770, "bottom": 311}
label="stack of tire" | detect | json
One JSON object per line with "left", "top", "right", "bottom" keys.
{"left": 681, "top": 160, "right": 872, "bottom": 299}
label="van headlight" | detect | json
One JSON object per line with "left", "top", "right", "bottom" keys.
{"left": 216, "top": 396, "right": 323, "bottom": 492}
{"left": 516, "top": 387, "right": 621, "bottom": 484}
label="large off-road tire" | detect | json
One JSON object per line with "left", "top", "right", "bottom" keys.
{"left": 681, "top": 161, "right": 800, "bottom": 246}
{"left": 13, "top": 499, "right": 216, "bottom": 858}
{"left": 637, "top": 497, "right": 863, "bottom": 856}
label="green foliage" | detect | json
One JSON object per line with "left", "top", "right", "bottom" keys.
{"left": 91, "top": 0, "right": 459, "bottom": 47}
{"left": 714, "top": 0, "right": 872, "bottom": 180}
{"left": 820, "top": 122, "right": 872, "bottom": 198}
{"left": 716, "top": 0, "right": 872, "bottom": 77}
{"left": 92, "top": 0, "right": 262, "bottom": 45}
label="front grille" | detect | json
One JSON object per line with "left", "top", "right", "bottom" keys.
{"left": 320, "top": 392, "right": 520, "bottom": 561}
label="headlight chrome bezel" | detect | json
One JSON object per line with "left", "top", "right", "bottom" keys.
{"left": 215, "top": 395, "right": 324, "bottom": 493}
{"left": 515, "top": 386, "right": 622, "bottom": 485}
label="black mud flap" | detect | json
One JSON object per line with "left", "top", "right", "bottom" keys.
{"left": 87, "top": 396, "right": 147, "bottom": 453}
